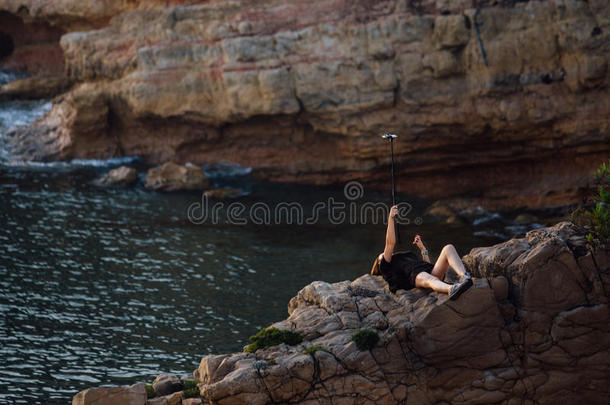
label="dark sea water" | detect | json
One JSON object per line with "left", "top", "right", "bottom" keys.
{"left": 0, "top": 70, "right": 543, "bottom": 404}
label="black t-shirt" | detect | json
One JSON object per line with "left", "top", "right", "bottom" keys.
{"left": 379, "top": 251, "right": 434, "bottom": 293}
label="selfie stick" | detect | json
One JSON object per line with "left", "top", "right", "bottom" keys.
{"left": 382, "top": 133, "right": 400, "bottom": 244}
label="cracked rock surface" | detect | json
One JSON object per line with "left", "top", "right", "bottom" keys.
{"left": 190, "top": 222, "right": 609, "bottom": 404}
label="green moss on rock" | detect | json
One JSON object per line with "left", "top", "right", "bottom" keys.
{"left": 145, "top": 384, "right": 156, "bottom": 399}
{"left": 245, "top": 327, "right": 303, "bottom": 353}
{"left": 303, "top": 345, "right": 328, "bottom": 355}
{"left": 351, "top": 329, "right": 379, "bottom": 351}
{"left": 182, "top": 380, "right": 199, "bottom": 398}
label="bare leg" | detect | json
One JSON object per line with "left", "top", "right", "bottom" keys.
{"left": 431, "top": 244, "right": 467, "bottom": 280}
{"left": 415, "top": 272, "right": 451, "bottom": 294}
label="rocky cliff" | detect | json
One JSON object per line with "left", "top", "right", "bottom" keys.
{"left": 1, "top": 0, "right": 609, "bottom": 208}
{"left": 73, "top": 222, "right": 610, "bottom": 404}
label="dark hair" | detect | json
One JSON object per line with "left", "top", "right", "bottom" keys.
{"left": 370, "top": 256, "right": 381, "bottom": 275}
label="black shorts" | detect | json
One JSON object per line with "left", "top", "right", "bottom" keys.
{"left": 406, "top": 262, "right": 433, "bottom": 289}
{"left": 380, "top": 253, "right": 434, "bottom": 292}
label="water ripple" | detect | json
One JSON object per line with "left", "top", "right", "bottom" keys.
{"left": 0, "top": 166, "right": 502, "bottom": 403}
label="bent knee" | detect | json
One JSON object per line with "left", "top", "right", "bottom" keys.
{"left": 443, "top": 244, "right": 455, "bottom": 252}
{"left": 415, "top": 271, "right": 437, "bottom": 288}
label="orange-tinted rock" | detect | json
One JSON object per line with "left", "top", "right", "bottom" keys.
{"left": 0, "top": 10, "right": 65, "bottom": 76}
{"left": 3, "top": 0, "right": 610, "bottom": 208}
{"left": 0, "top": 0, "right": 202, "bottom": 31}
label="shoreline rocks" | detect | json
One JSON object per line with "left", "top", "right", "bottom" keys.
{"left": 0, "top": 74, "right": 71, "bottom": 100}
{"left": 145, "top": 162, "right": 209, "bottom": 192}
{"left": 73, "top": 222, "right": 610, "bottom": 404}
{"left": 93, "top": 165, "right": 137, "bottom": 186}
{"left": 72, "top": 382, "right": 146, "bottom": 405}
{"left": 152, "top": 374, "right": 183, "bottom": 397}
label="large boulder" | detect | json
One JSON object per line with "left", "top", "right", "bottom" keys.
{"left": 72, "top": 382, "right": 146, "bottom": 405}
{"left": 152, "top": 374, "right": 183, "bottom": 397}
{"left": 145, "top": 162, "right": 208, "bottom": 192}
{"left": 93, "top": 165, "right": 137, "bottom": 186}
{"left": 73, "top": 222, "right": 609, "bottom": 404}
{"left": 188, "top": 222, "right": 608, "bottom": 404}
{"left": 193, "top": 276, "right": 508, "bottom": 404}
{"left": 146, "top": 391, "right": 182, "bottom": 405}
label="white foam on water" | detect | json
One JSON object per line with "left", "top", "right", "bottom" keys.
{"left": 0, "top": 99, "right": 52, "bottom": 134}
{"left": 4, "top": 156, "right": 140, "bottom": 169}
{"left": 0, "top": 99, "right": 53, "bottom": 161}
{"left": 472, "top": 212, "right": 503, "bottom": 226}
{"left": 0, "top": 69, "right": 28, "bottom": 86}
{"left": 0, "top": 95, "right": 140, "bottom": 169}
{"left": 203, "top": 162, "right": 253, "bottom": 178}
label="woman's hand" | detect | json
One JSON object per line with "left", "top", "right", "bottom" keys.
{"left": 389, "top": 205, "right": 398, "bottom": 219}
{"left": 413, "top": 234, "right": 426, "bottom": 252}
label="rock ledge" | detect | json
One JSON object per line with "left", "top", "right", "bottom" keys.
{"left": 74, "top": 222, "right": 609, "bottom": 404}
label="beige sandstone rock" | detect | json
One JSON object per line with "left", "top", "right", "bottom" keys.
{"left": 152, "top": 374, "right": 183, "bottom": 397}
{"left": 181, "top": 398, "right": 203, "bottom": 405}
{"left": 94, "top": 165, "right": 138, "bottom": 186}
{"left": 1, "top": 0, "right": 608, "bottom": 209}
{"left": 181, "top": 399, "right": 202, "bottom": 405}
{"left": 72, "top": 382, "right": 146, "bottom": 405}
{"left": 145, "top": 162, "right": 208, "bottom": 192}
{"left": 147, "top": 391, "right": 182, "bottom": 405}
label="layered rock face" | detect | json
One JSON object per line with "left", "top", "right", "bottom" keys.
{"left": 183, "top": 222, "right": 608, "bottom": 404}
{"left": 0, "top": 9, "right": 65, "bottom": 76}
{"left": 2, "top": 0, "right": 610, "bottom": 207}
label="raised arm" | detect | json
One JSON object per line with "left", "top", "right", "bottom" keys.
{"left": 383, "top": 205, "right": 398, "bottom": 262}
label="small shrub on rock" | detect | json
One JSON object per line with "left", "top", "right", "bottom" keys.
{"left": 572, "top": 160, "right": 610, "bottom": 247}
{"left": 182, "top": 380, "right": 199, "bottom": 399}
{"left": 303, "top": 345, "right": 328, "bottom": 355}
{"left": 351, "top": 329, "right": 379, "bottom": 351}
{"left": 245, "top": 327, "right": 303, "bottom": 353}
{"left": 145, "top": 384, "right": 155, "bottom": 399}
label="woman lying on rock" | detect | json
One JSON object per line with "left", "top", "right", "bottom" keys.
{"left": 371, "top": 205, "right": 473, "bottom": 299}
